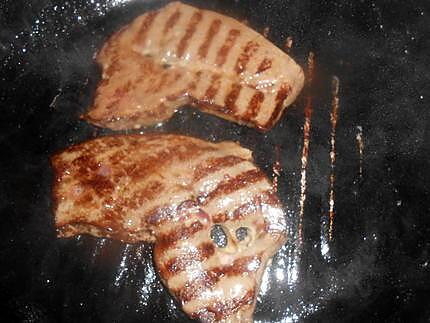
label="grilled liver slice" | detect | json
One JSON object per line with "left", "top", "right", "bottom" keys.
{"left": 51, "top": 133, "right": 287, "bottom": 322}
{"left": 84, "top": 1, "right": 304, "bottom": 131}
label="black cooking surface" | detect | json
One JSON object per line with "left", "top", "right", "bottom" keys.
{"left": 1, "top": 0, "right": 430, "bottom": 322}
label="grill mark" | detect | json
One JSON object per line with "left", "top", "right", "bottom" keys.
{"left": 176, "top": 10, "right": 203, "bottom": 57}
{"left": 215, "top": 29, "right": 241, "bottom": 67}
{"left": 144, "top": 200, "right": 210, "bottom": 230}
{"left": 135, "top": 11, "right": 159, "bottom": 45}
{"left": 157, "top": 221, "right": 205, "bottom": 250}
{"left": 256, "top": 58, "right": 272, "bottom": 73}
{"left": 191, "top": 289, "right": 255, "bottom": 321}
{"left": 224, "top": 83, "right": 242, "bottom": 113}
{"left": 176, "top": 255, "right": 261, "bottom": 303}
{"left": 160, "top": 242, "right": 215, "bottom": 278}
{"left": 100, "top": 26, "right": 126, "bottom": 63}
{"left": 188, "top": 70, "right": 203, "bottom": 92}
{"left": 202, "top": 169, "right": 266, "bottom": 205}
{"left": 163, "top": 9, "right": 181, "bottom": 33}
{"left": 262, "top": 83, "right": 291, "bottom": 130}
{"left": 190, "top": 99, "right": 240, "bottom": 119}
{"left": 198, "top": 19, "right": 221, "bottom": 59}
{"left": 165, "top": 70, "right": 189, "bottom": 99}
{"left": 122, "top": 142, "right": 217, "bottom": 183}
{"left": 211, "top": 254, "right": 261, "bottom": 277}
{"left": 144, "top": 205, "right": 177, "bottom": 227}
{"left": 168, "top": 71, "right": 203, "bottom": 101}
{"left": 234, "top": 41, "right": 259, "bottom": 74}
{"left": 212, "top": 189, "right": 279, "bottom": 223}
{"left": 154, "top": 71, "right": 184, "bottom": 94}
{"left": 193, "top": 155, "right": 247, "bottom": 182}
{"left": 243, "top": 91, "right": 265, "bottom": 121}
{"left": 204, "top": 74, "right": 222, "bottom": 101}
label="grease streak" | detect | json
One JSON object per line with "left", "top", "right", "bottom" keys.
{"left": 298, "top": 52, "right": 315, "bottom": 244}
{"left": 356, "top": 126, "right": 364, "bottom": 178}
{"left": 272, "top": 145, "right": 282, "bottom": 193}
{"left": 328, "top": 76, "right": 340, "bottom": 241}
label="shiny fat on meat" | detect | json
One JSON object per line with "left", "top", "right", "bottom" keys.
{"left": 51, "top": 134, "right": 287, "bottom": 322}
{"left": 84, "top": 1, "right": 304, "bottom": 131}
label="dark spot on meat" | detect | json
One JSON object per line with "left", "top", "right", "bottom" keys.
{"left": 235, "top": 227, "right": 248, "bottom": 241}
{"left": 210, "top": 224, "right": 227, "bottom": 248}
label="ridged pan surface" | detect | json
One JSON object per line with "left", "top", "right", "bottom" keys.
{"left": 0, "top": 0, "right": 429, "bottom": 322}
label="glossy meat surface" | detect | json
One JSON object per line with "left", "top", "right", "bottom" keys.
{"left": 84, "top": 1, "right": 304, "bottom": 131}
{"left": 51, "top": 134, "right": 287, "bottom": 322}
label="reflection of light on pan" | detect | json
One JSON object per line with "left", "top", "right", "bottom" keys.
{"left": 89, "top": 238, "right": 107, "bottom": 265}
{"left": 258, "top": 265, "right": 271, "bottom": 297}
{"left": 92, "top": 238, "right": 107, "bottom": 256}
{"left": 356, "top": 125, "right": 364, "bottom": 178}
{"left": 114, "top": 244, "right": 133, "bottom": 287}
{"left": 320, "top": 230, "right": 330, "bottom": 258}
{"left": 261, "top": 244, "right": 300, "bottom": 293}
{"left": 285, "top": 248, "right": 299, "bottom": 285}
{"left": 328, "top": 76, "right": 340, "bottom": 241}
{"left": 49, "top": 88, "right": 63, "bottom": 109}
{"left": 138, "top": 254, "right": 157, "bottom": 307}
{"left": 298, "top": 52, "right": 315, "bottom": 244}
{"left": 272, "top": 145, "right": 282, "bottom": 192}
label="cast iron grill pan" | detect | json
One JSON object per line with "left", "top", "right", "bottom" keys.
{"left": 1, "top": 0, "right": 429, "bottom": 322}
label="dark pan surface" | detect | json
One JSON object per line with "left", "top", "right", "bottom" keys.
{"left": 1, "top": 0, "right": 430, "bottom": 322}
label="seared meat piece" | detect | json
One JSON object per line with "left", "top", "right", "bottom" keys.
{"left": 84, "top": 1, "right": 304, "bottom": 131}
{"left": 51, "top": 134, "right": 287, "bottom": 322}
